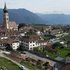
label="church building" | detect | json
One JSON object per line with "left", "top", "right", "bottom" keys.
{"left": 3, "top": 3, "right": 18, "bottom": 31}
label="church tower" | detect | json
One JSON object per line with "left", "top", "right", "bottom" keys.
{"left": 3, "top": 3, "right": 9, "bottom": 30}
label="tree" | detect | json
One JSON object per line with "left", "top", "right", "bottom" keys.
{"left": 43, "top": 62, "right": 50, "bottom": 70}
{"left": 17, "top": 44, "right": 25, "bottom": 51}
{"left": 33, "top": 47, "right": 39, "bottom": 52}
{"left": 5, "top": 44, "right": 13, "bottom": 51}
{"left": 18, "top": 23, "right": 26, "bottom": 30}
{"left": 36, "top": 60, "right": 42, "bottom": 68}
{"left": 67, "top": 53, "right": 70, "bottom": 56}
{"left": 52, "top": 42, "right": 63, "bottom": 48}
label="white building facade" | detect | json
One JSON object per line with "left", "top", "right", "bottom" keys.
{"left": 12, "top": 41, "right": 20, "bottom": 50}
{"left": 22, "top": 35, "right": 48, "bottom": 50}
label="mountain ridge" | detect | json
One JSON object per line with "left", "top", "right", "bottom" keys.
{"left": 0, "top": 8, "right": 46, "bottom": 24}
{"left": 0, "top": 8, "right": 70, "bottom": 25}
{"left": 37, "top": 13, "right": 70, "bottom": 25}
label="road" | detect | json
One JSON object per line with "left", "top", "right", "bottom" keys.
{"left": 0, "top": 50, "right": 29, "bottom": 70}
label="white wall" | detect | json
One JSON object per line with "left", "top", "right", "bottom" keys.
{"left": 22, "top": 41, "right": 48, "bottom": 50}
{"left": 29, "top": 41, "right": 40, "bottom": 50}
{"left": 12, "top": 42, "right": 20, "bottom": 50}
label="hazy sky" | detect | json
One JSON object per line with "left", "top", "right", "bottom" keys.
{"left": 0, "top": 0, "right": 70, "bottom": 14}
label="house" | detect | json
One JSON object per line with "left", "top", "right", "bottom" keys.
{"left": 12, "top": 41, "right": 20, "bottom": 50}
{"left": 0, "top": 36, "right": 8, "bottom": 40}
{"left": 20, "top": 33, "right": 26, "bottom": 36}
{"left": 0, "top": 36, "right": 20, "bottom": 50}
{"left": 21, "top": 35, "right": 48, "bottom": 50}
{"left": 19, "top": 26, "right": 37, "bottom": 37}
{"left": 19, "top": 26, "right": 35, "bottom": 33}
{"left": 38, "top": 40, "right": 48, "bottom": 46}
{"left": 49, "top": 38, "right": 60, "bottom": 44}
{"left": 51, "top": 29, "right": 63, "bottom": 36}
{"left": 36, "top": 30, "right": 42, "bottom": 35}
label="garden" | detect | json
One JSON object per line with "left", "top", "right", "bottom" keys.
{"left": 33, "top": 42, "right": 70, "bottom": 59}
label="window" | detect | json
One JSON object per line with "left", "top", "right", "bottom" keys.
{"left": 33, "top": 44, "right": 34, "bottom": 46}
{"left": 30, "top": 42, "right": 32, "bottom": 43}
{"left": 30, "top": 48, "right": 32, "bottom": 50}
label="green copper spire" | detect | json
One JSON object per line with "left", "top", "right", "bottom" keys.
{"left": 3, "top": 3, "right": 8, "bottom": 13}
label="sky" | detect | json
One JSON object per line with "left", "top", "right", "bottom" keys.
{"left": 0, "top": 0, "right": 70, "bottom": 14}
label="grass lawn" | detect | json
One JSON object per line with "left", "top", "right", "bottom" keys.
{"left": 56, "top": 47, "right": 70, "bottom": 58}
{"left": 0, "top": 57, "right": 20, "bottom": 70}
{"left": 46, "top": 51, "right": 57, "bottom": 59}
{"left": 45, "top": 47, "right": 69, "bottom": 59}
{"left": 45, "top": 42, "right": 70, "bottom": 59}
{"left": 46, "top": 47, "right": 69, "bottom": 59}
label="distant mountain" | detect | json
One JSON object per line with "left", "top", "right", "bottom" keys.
{"left": 37, "top": 13, "right": 70, "bottom": 25}
{"left": 0, "top": 8, "right": 70, "bottom": 25}
{"left": 0, "top": 9, "right": 46, "bottom": 24}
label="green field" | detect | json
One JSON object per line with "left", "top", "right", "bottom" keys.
{"left": 46, "top": 44, "right": 70, "bottom": 59}
{"left": 0, "top": 57, "right": 20, "bottom": 70}
{"left": 55, "top": 47, "right": 69, "bottom": 58}
{"left": 46, "top": 48, "right": 69, "bottom": 59}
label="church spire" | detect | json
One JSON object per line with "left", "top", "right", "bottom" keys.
{"left": 3, "top": 3, "right": 8, "bottom": 13}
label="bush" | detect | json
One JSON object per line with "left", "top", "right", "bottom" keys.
{"left": 5, "top": 44, "right": 13, "bottom": 51}
{"left": 17, "top": 44, "right": 26, "bottom": 51}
